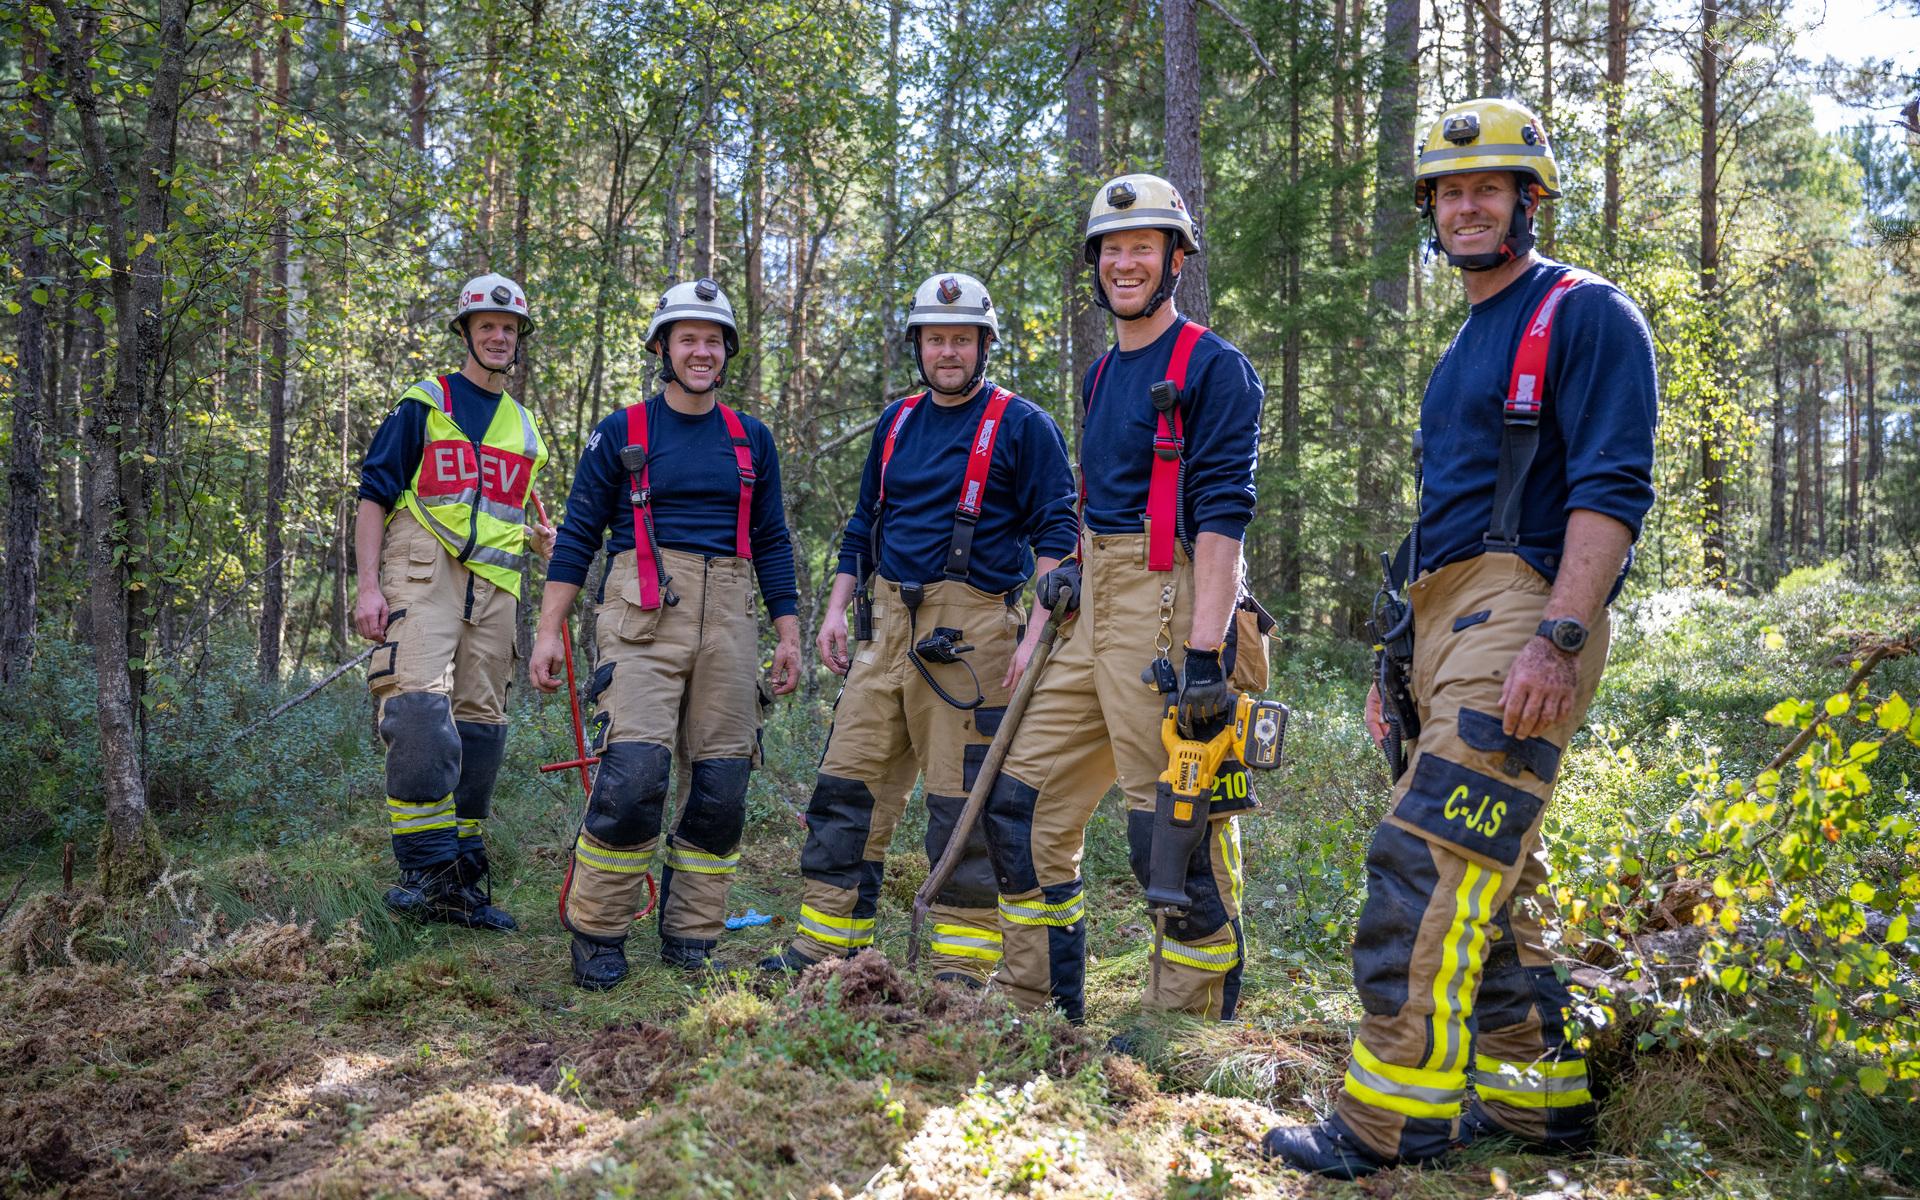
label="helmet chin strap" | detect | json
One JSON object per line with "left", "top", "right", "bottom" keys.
{"left": 912, "top": 330, "right": 990, "bottom": 397}
{"left": 657, "top": 337, "right": 727, "bottom": 395}
{"left": 1431, "top": 194, "right": 1538, "bottom": 273}
{"left": 1092, "top": 242, "right": 1181, "bottom": 322}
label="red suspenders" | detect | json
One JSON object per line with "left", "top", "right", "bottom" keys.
{"left": 1487, "top": 271, "right": 1591, "bottom": 549}
{"left": 875, "top": 386, "right": 1013, "bottom": 584}
{"left": 622, "top": 401, "right": 757, "bottom": 612}
{"left": 1081, "top": 319, "right": 1209, "bottom": 571}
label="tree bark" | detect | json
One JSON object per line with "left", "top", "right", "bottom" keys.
{"left": 745, "top": 102, "right": 766, "bottom": 409}
{"left": 1842, "top": 331, "right": 1858, "bottom": 562}
{"left": 1865, "top": 331, "right": 1879, "bottom": 578}
{"left": 49, "top": 0, "right": 192, "bottom": 896}
{"left": 1279, "top": 4, "right": 1302, "bottom": 633}
{"left": 1163, "top": 0, "right": 1210, "bottom": 324}
{"left": 1792, "top": 364, "right": 1809, "bottom": 560}
{"left": 881, "top": 0, "right": 903, "bottom": 401}
{"left": 1538, "top": 0, "right": 1555, "bottom": 254}
{"left": 260, "top": 2, "right": 293, "bottom": 679}
{"left": 1369, "top": 0, "right": 1419, "bottom": 317}
{"left": 693, "top": 120, "right": 714, "bottom": 279}
{"left": 1064, "top": 13, "right": 1104, "bottom": 455}
{"left": 1698, "top": 0, "right": 1726, "bottom": 583}
{"left": 1482, "top": 0, "right": 1502, "bottom": 92}
{"left": 3, "top": 28, "right": 50, "bottom": 687}
{"left": 1768, "top": 318, "right": 1787, "bottom": 582}
{"left": 1604, "top": 0, "right": 1628, "bottom": 258}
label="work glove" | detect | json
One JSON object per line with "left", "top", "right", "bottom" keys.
{"left": 1176, "top": 644, "right": 1233, "bottom": 740}
{"left": 1037, "top": 558, "right": 1082, "bottom": 617}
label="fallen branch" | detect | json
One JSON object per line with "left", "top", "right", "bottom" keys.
{"left": 224, "top": 647, "right": 375, "bottom": 750}
{"left": 1760, "top": 642, "right": 1894, "bottom": 776}
{"left": 0, "top": 872, "right": 28, "bottom": 926}
{"left": 1200, "top": 0, "right": 1276, "bottom": 79}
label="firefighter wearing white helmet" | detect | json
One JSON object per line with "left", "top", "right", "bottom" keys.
{"left": 532, "top": 277, "right": 802, "bottom": 989}
{"left": 759, "top": 272, "right": 1076, "bottom": 984}
{"left": 973, "top": 172, "right": 1270, "bottom": 1028}
{"left": 352, "top": 272, "right": 554, "bottom": 933}
{"left": 1261, "top": 98, "right": 1659, "bottom": 1179}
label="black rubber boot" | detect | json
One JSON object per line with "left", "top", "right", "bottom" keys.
{"left": 571, "top": 933, "right": 630, "bottom": 991}
{"left": 932, "top": 970, "right": 985, "bottom": 991}
{"left": 384, "top": 865, "right": 456, "bottom": 921}
{"left": 1456, "top": 1096, "right": 1594, "bottom": 1154}
{"left": 660, "top": 934, "right": 718, "bottom": 972}
{"left": 445, "top": 852, "right": 517, "bottom": 932}
{"left": 756, "top": 944, "right": 823, "bottom": 974}
{"left": 1259, "top": 1117, "right": 1395, "bottom": 1179}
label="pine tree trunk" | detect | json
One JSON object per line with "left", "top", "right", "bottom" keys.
{"left": 1698, "top": 0, "right": 1726, "bottom": 583}
{"left": 1865, "top": 331, "right": 1879, "bottom": 578}
{"left": 1064, "top": 12, "right": 1104, "bottom": 455}
{"left": 260, "top": 4, "right": 292, "bottom": 680}
{"left": 1369, "top": 0, "right": 1419, "bottom": 317}
{"left": 1482, "top": 0, "right": 1503, "bottom": 92}
{"left": 3, "top": 27, "right": 50, "bottom": 687}
{"left": 1768, "top": 320, "right": 1787, "bottom": 581}
{"left": 1604, "top": 0, "right": 1628, "bottom": 258}
{"left": 1163, "top": 0, "right": 1209, "bottom": 324}
{"left": 1842, "top": 331, "right": 1858, "bottom": 562}
{"left": 1538, "top": 0, "right": 1555, "bottom": 254}
{"left": 1278, "top": 4, "right": 1302, "bottom": 634}
{"left": 1792, "top": 365, "right": 1808, "bottom": 560}
{"left": 880, "top": 0, "right": 903, "bottom": 402}
{"left": 745, "top": 102, "right": 766, "bottom": 409}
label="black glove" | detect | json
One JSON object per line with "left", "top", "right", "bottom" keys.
{"left": 1037, "top": 559, "right": 1081, "bottom": 617}
{"left": 1176, "top": 644, "right": 1232, "bottom": 739}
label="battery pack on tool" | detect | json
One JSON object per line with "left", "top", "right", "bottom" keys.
{"left": 1236, "top": 698, "right": 1288, "bottom": 770}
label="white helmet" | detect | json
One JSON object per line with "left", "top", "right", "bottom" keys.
{"left": 904, "top": 272, "right": 999, "bottom": 340}
{"left": 646, "top": 278, "right": 739, "bottom": 394}
{"left": 645, "top": 278, "right": 740, "bottom": 357}
{"left": 904, "top": 272, "right": 998, "bottom": 395}
{"left": 1083, "top": 173, "right": 1199, "bottom": 321}
{"left": 450, "top": 273, "right": 533, "bottom": 334}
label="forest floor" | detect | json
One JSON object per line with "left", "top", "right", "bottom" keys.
{"left": 2, "top": 571, "right": 1917, "bottom": 1199}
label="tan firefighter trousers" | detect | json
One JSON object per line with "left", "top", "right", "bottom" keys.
{"left": 784, "top": 578, "right": 1023, "bottom": 982}
{"left": 561, "top": 549, "right": 761, "bottom": 950}
{"left": 367, "top": 510, "right": 517, "bottom": 872}
{"left": 980, "top": 532, "right": 1252, "bottom": 1023}
{"left": 1333, "top": 550, "right": 1610, "bottom": 1162}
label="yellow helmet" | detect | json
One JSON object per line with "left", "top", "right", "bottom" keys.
{"left": 1413, "top": 97, "right": 1561, "bottom": 215}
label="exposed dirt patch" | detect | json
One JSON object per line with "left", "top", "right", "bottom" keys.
{"left": 560, "top": 1021, "right": 687, "bottom": 1111}
{"left": 791, "top": 947, "right": 911, "bottom": 1012}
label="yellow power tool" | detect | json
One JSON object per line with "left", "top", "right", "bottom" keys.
{"left": 1146, "top": 695, "right": 1288, "bottom": 989}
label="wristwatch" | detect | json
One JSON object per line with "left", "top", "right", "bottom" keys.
{"left": 1536, "top": 617, "right": 1588, "bottom": 654}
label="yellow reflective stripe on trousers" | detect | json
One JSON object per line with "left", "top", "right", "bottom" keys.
{"left": 1342, "top": 1036, "right": 1466, "bottom": 1120}
{"left": 664, "top": 842, "right": 740, "bottom": 875}
{"left": 1217, "top": 820, "right": 1243, "bottom": 911}
{"left": 574, "top": 840, "right": 652, "bottom": 874}
{"left": 457, "top": 819, "right": 482, "bottom": 839}
{"left": 1157, "top": 932, "right": 1241, "bottom": 972}
{"left": 799, "top": 904, "right": 876, "bottom": 948}
{"left": 387, "top": 797, "right": 455, "bottom": 833}
{"left": 1426, "top": 861, "right": 1504, "bottom": 1074}
{"left": 998, "top": 892, "right": 1084, "bottom": 927}
{"left": 1473, "top": 1055, "right": 1593, "bottom": 1108}
{"left": 930, "top": 923, "right": 1003, "bottom": 961}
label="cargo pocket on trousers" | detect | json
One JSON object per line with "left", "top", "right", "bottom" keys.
{"left": 615, "top": 572, "right": 664, "bottom": 643}
{"left": 1389, "top": 751, "right": 1543, "bottom": 869}
{"left": 1456, "top": 706, "right": 1563, "bottom": 784}
{"left": 367, "top": 608, "right": 407, "bottom": 691}
{"left": 406, "top": 536, "right": 438, "bottom": 582}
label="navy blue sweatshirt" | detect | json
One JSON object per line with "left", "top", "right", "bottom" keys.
{"left": 359, "top": 372, "right": 503, "bottom": 510}
{"left": 546, "top": 396, "right": 799, "bottom": 619}
{"left": 1080, "top": 317, "right": 1264, "bottom": 542}
{"left": 1417, "top": 259, "right": 1659, "bottom": 584}
{"left": 835, "top": 382, "right": 1079, "bottom": 594}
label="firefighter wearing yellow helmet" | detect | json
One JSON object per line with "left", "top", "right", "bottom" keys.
{"left": 353, "top": 272, "right": 554, "bottom": 931}
{"left": 1261, "top": 99, "right": 1660, "bottom": 1178}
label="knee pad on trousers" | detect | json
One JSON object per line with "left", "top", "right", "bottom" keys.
{"left": 676, "top": 758, "right": 751, "bottom": 853}
{"left": 1124, "top": 808, "right": 1230, "bottom": 941}
{"left": 1352, "top": 823, "right": 1442, "bottom": 1018}
{"left": 1475, "top": 906, "right": 1534, "bottom": 1031}
{"left": 453, "top": 721, "right": 508, "bottom": 821}
{"left": 380, "top": 691, "right": 461, "bottom": 803}
{"left": 799, "top": 774, "right": 878, "bottom": 888}
{"left": 585, "top": 740, "right": 672, "bottom": 847}
{"left": 925, "top": 792, "right": 997, "bottom": 909}
{"left": 983, "top": 774, "right": 1041, "bottom": 894}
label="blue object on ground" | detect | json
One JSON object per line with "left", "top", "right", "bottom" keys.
{"left": 724, "top": 909, "right": 774, "bottom": 930}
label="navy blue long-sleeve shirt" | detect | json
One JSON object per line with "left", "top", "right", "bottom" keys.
{"left": 1417, "top": 259, "right": 1659, "bottom": 584}
{"left": 835, "top": 382, "right": 1078, "bottom": 594}
{"left": 547, "top": 396, "right": 799, "bottom": 619}
{"left": 358, "top": 372, "right": 502, "bottom": 510}
{"left": 1080, "top": 317, "right": 1264, "bottom": 542}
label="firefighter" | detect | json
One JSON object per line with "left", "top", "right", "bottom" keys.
{"left": 354, "top": 273, "right": 554, "bottom": 931}
{"left": 758, "top": 272, "right": 1077, "bottom": 985}
{"left": 975, "top": 173, "right": 1266, "bottom": 1024}
{"left": 530, "top": 278, "right": 801, "bottom": 990}
{"left": 1260, "top": 98, "right": 1659, "bottom": 1177}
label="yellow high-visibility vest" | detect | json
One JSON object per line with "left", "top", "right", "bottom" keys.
{"left": 395, "top": 375, "right": 549, "bottom": 597}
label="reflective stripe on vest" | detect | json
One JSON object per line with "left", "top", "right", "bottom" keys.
{"left": 1081, "top": 321, "right": 1208, "bottom": 571}
{"left": 1487, "top": 271, "right": 1594, "bottom": 549}
{"left": 622, "top": 400, "right": 756, "bottom": 613}
{"left": 874, "top": 386, "right": 1013, "bottom": 586}
{"left": 397, "top": 374, "right": 546, "bottom": 598}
